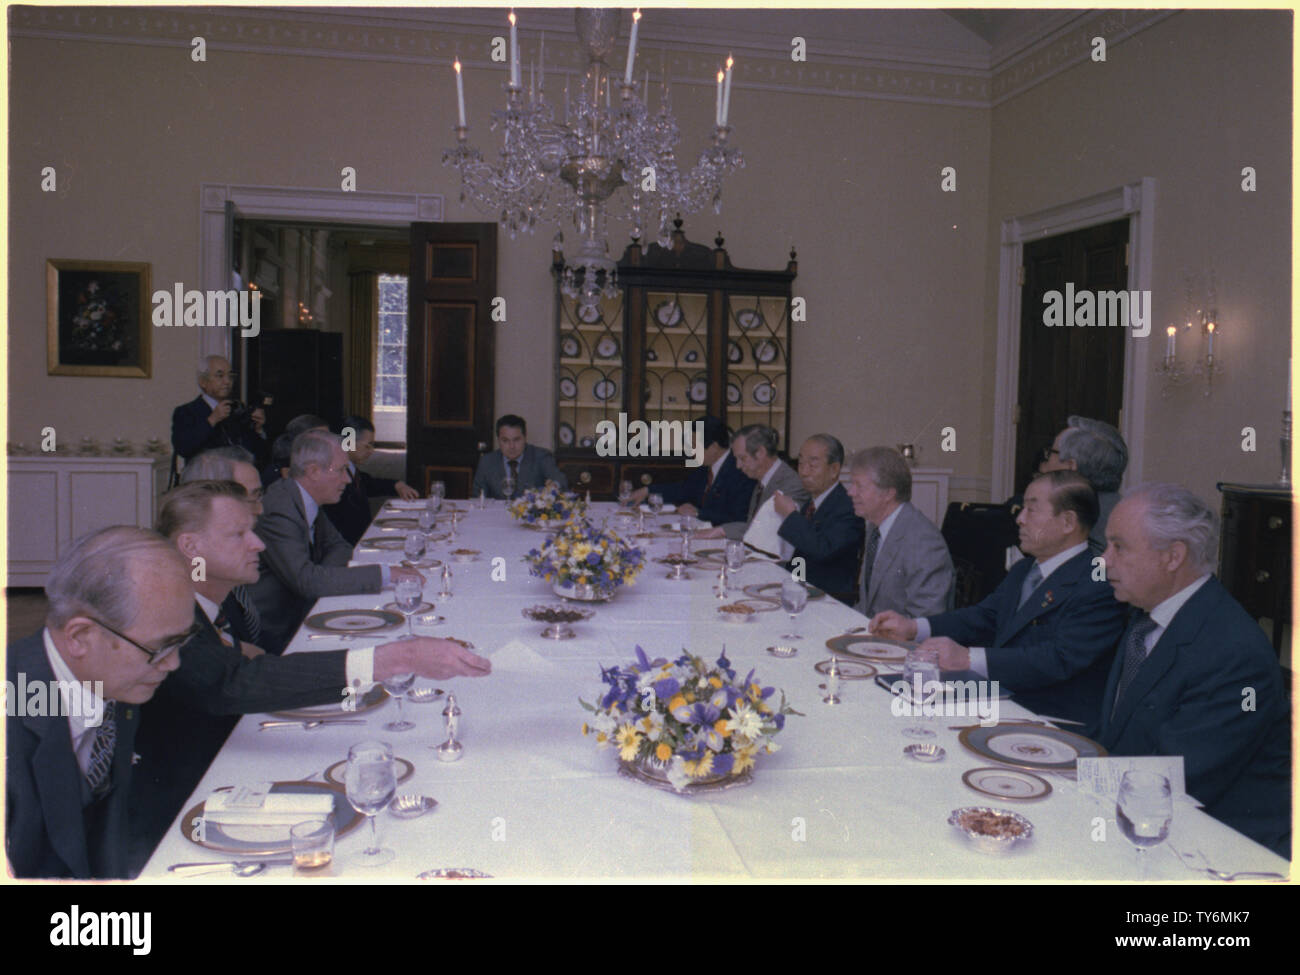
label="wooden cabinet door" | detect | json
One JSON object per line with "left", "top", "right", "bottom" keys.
{"left": 406, "top": 223, "right": 497, "bottom": 498}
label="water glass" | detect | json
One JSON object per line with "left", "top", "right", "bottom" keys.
{"left": 1117, "top": 771, "right": 1172, "bottom": 879}
{"left": 381, "top": 672, "right": 416, "bottom": 732}
{"left": 648, "top": 492, "right": 664, "bottom": 515}
{"left": 779, "top": 578, "right": 808, "bottom": 639}
{"left": 344, "top": 740, "right": 397, "bottom": 867}
{"left": 900, "top": 647, "right": 941, "bottom": 739}
{"left": 394, "top": 577, "right": 424, "bottom": 635}
{"left": 403, "top": 532, "right": 426, "bottom": 562}
{"left": 291, "top": 818, "right": 335, "bottom": 874}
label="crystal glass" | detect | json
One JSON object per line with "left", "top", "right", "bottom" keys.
{"left": 381, "top": 672, "right": 416, "bottom": 732}
{"left": 344, "top": 740, "right": 397, "bottom": 867}
{"left": 503, "top": 473, "right": 516, "bottom": 500}
{"left": 725, "top": 539, "right": 745, "bottom": 575}
{"left": 900, "top": 647, "right": 941, "bottom": 739}
{"left": 290, "top": 818, "right": 335, "bottom": 873}
{"left": 430, "top": 481, "right": 446, "bottom": 505}
{"left": 394, "top": 577, "right": 424, "bottom": 636}
{"left": 618, "top": 480, "right": 633, "bottom": 506}
{"left": 417, "top": 507, "right": 437, "bottom": 535}
{"left": 1117, "top": 770, "right": 1172, "bottom": 879}
{"left": 403, "top": 532, "right": 426, "bottom": 562}
{"left": 648, "top": 492, "right": 664, "bottom": 514}
{"left": 779, "top": 578, "right": 808, "bottom": 639}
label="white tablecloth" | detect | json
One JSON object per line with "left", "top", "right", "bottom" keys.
{"left": 143, "top": 502, "right": 1291, "bottom": 881}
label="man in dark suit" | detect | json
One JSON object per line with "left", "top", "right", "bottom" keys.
{"left": 471, "top": 414, "right": 568, "bottom": 499}
{"left": 1097, "top": 484, "right": 1290, "bottom": 858}
{"left": 261, "top": 414, "right": 328, "bottom": 487}
{"left": 248, "top": 430, "right": 425, "bottom": 652}
{"left": 6, "top": 527, "right": 193, "bottom": 878}
{"left": 128, "top": 480, "right": 491, "bottom": 873}
{"left": 873, "top": 471, "right": 1126, "bottom": 725}
{"left": 171, "top": 355, "right": 267, "bottom": 463}
{"left": 628, "top": 416, "right": 755, "bottom": 527}
{"left": 851, "top": 447, "right": 955, "bottom": 619}
{"left": 1037, "top": 415, "right": 1128, "bottom": 548}
{"left": 772, "top": 434, "right": 865, "bottom": 600}
{"left": 697, "top": 425, "right": 809, "bottom": 541}
{"left": 325, "top": 415, "right": 420, "bottom": 545}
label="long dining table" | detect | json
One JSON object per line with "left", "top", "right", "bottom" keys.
{"left": 142, "top": 500, "right": 1291, "bottom": 882}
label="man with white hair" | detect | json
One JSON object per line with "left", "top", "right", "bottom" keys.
{"left": 6, "top": 527, "right": 194, "bottom": 878}
{"left": 171, "top": 354, "right": 266, "bottom": 462}
{"left": 248, "top": 430, "right": 425, "bottom": 652}
{"left": 1098, "top": 483, "right": 1290, "bottom": 858}
{"left": 1038, "top": 414, "right": 1128, "bottom": 546}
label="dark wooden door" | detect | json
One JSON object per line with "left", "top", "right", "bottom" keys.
{"left": 406, "top": 223, "right": 497, "bottom": 498}
{"left": 1016, "top": 219, "right": 1129, "bottom": 491}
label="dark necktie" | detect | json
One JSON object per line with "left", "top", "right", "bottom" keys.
{"left": 1111, "top": 613, "right": 1160, "bottom": 718}
{"left": 859, "top": 525, "right": 881, "bottom": 603}
{"left": 747, "top": 484, "right": 762, "bottom": 521}
{"left": 230, "top": 585, "right": 262, "bottom": 644}
{"left": 802, "top": 499, "right": 816, "bottom": 520}
{"left": 507, "top": 459, "right": 519, "bottom": 497}
{"left": 704, "top": 466, "right": 715, "bottom": 497}
{"left": 212, "top": 608, "right": 242, "bottom": 654}
{"left": 86, "top": 700, "right": 117, "bottom": 796}
{"left": 310, "top": 513, "right": 326, "bottom": 561}
{"left": 1017, "top": 562, "right": 1045, "bottom": 610}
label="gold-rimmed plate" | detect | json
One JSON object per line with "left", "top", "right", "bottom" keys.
{"left": 181, "top": 781, "right": 361, "bottom": 855}
{"left": 268, "top": 685, "right": 387, "bottom": 721}
{"left": 323, "top": 757, "right": 416, "bottom": 788}
{"left": 958, "top": 724, "right": 1107, "bottom": 772}
{"left": 743, "top": 581, "right": 826, "bottom": 600}
{"left": 304, "top": 609, "right": 403, "bottom": 633}
{"left": 824, "top": 633, "right": 912, "bottom": 662}
{"left": 372, "top": 517, "right": 421, "bottom": 530}
{"left": 962, "top": 766, "right": 1053, "bottom": 801}
{"left": 814, "top": 658, "right": 877, "bottom": 680}
{"left": 357, "top": 537, "right": 407, "bottom": 551}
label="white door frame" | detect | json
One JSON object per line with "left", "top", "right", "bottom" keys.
{"left": 197, "top": 182, "right": 443, "bottom": 361}
{"left": 991, "top": 176, "right": 1156, "bottom": 500}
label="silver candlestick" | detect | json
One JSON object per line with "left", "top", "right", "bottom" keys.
{"left": 436, "top": 693, "right": 463, "bottom": 761}
{"left": 822, "top": 656, "right": 842, "bottom": 705}
{"left": 1280, "top": 410, "right": 1292, "bottom": 485}
{"left": 439, "top": 564, "right": 453, "bottom": 598}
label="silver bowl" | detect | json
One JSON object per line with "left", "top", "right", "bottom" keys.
{"left": 948, "top": 806, "right": 1034, "bottom": 853}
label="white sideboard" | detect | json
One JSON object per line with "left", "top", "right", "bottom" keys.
{"left": 838, "top": 466, "right": 951, "bottom": 526}
{"left": 6, "top": 454, "right": 169, "bottom": 587}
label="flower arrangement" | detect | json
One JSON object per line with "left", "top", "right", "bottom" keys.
{"left": 581, "top": 647, "right": 800, "bottom": 792}
{"left": 525, "top": 519, "right": 646, "bottom": 594}
{"left": 70, "top": 280, "right": 126, "bottom": 354}
{"left": 507, "top": 481, "right": 585, "bottom": 526}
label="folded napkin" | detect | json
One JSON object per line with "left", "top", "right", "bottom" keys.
{"left": 203, "top": 788, "right": 334, "bottom": 826}
{"left": 639, "top": 503, "right": 677, "bottom": 514}
{"left": 743, "top": 497, "right": 795, "bottom": 561}
{"left": 490, "top": 639, "right": 554, "bottom": 673}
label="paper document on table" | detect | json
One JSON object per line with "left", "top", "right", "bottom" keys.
{"left": 1075, "top": 756, "right": 1200, "bottom": 806}
{"left": 742, "top": 497, "right": 794, "bottom": 561}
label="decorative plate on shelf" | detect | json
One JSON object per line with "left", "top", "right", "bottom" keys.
{"left": 560, "top": 333, "right": 581, "bottom": 358}
{"left": 596, "top": 335, "right": 621, "bottom": 359}
{"left": 593, "top": 379, "right": 618, "bottom": 402}
{"left": 558, "top": 422, "right": 575, "bottom": 446}
{"left": 684, "top": 349, "right": 699, "bottom": 363}
{"left": 727, "top": 340, "right": 743, "bottom": 363}
{"left": 576, "top": 303, "right": 602, "bottom": 324}
{"left": 559, "top": 377, "right": 578, "bottom": 400}
{"left": 647, "top": 349, "right": 658, "bottom": 362}
{"left": 753, "top": 382, "right": 775, "bottom": 406}
{"left": 736, "top": 308, "right": 765, "bottom": 331}
{"left": 580, "top": 436, "right": 595, "bottom": 448}
{"left": 688, "top": 378, "right": 708, "bottom": 404}
{"left": 726, "top": 382, "right": 742, "bottom": 405}
{"left": 753, "top": 339, "right": 779, "bottom": 364}
{"left": 654, "top": 300, "right": 683, "bottom": 327}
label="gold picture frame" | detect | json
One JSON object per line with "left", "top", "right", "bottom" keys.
{"left": 46, "top": 258, "right": 151, "bottom": 377}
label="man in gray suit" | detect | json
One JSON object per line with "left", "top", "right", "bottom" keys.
{"left": 471, "top": 414, "right": 568, "bottom": 499}
{"left": 248, "top": 430, "right": 425, "bottom": 652}
{"left": 849, "top": 447, "right": 954, "bottom": 618}
{"left": 697, "top": 425, "right": 809, "bottom": 541}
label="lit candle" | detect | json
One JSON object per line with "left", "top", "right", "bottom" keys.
{"left": 721, "top": 55, "right": 734, "bottom": 126}
{"left": 1206, "top": 320, "right": 1215, "bottom": 358}
{"left": 539, "top": 31, "right": 545, "bottom": 92}
{"left": 625, "top": 9, "right": 641, "bottom": 86}
{"left": 454, "top": 58, "right": 466, "bottom": 127}
{"left": 715, "top": 68, "right": 724, "bottom": 126}
{"left": 509, "top": 10, "right": 519, "bottom": 88}
{"left": 1166, "top": 325, "right": 1176, "bottom": 359}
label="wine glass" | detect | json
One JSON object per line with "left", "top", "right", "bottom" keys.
{"left": 344, "top": 740, "right": 397, "bottom": 867}
{"left": 381, "top": 672, "right": 416, "bottom": 732}
{"left": 900, "top": 647, "right": 941, "bottom": 739}
{"left": 648, "top": 492, "right": 664, "bottom": 515}
{"left": 417, "top": 505, "right": 437, "bottom": 536}
{"left": 430, "top": 481, "right": 446, "bottom": 507}
{"left": 403, "top": 531, "right": 426, "bottom": 563}
{"left": 394, "top": 576, "right": 424, "bottom": 636}
{"left": 503, "top": 472, "right": 516, "bottom": 500}
{"left": 779, "top": 578, "right": 808, "bottom": 639}
{"left": 725, "top": 539, "right": 746, "bottom": 576}
{"left": 618, "top": 480, "right": 633, "bottom": 506}
{"left": 1117, "top": 770, "right": 1172, "bottom": 879}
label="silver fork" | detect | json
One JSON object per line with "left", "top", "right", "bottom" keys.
{"left": 1169, "top": 844, "right": 1286, "bottom": 881}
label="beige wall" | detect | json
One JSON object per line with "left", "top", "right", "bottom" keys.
{"left": 7, "top": 10, "right": 1290, "bottom": 510}
{"left": 989, "top": 10, "right": 1292, "bottom": 504}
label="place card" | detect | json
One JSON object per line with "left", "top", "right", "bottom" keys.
{"left": 1075, "top": 756, "right": 1201, "bottom": 806}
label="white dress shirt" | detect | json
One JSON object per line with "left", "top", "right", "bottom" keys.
{"left": 43, "top": 629, "right": 108, "bottom": 778}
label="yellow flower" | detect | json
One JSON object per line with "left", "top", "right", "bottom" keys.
{"left": 733, "top": 744, "right": 758, "bottom": 773}
{"left": 581, "top": 722, "right": 589, "bottom": 736}
{"left": 616, "top": 725, "right": 643, "bottom": 762}
{"left": 709, "top": 676, "right": 722, "bottom": 689}
{"left": 655, "top": 742, "right": 672, "bottom": 761}
{"left": 713, "top": 718, "right": 731, "bottom": 738}
{"left": 682, "top": 752, "right": 714, "bottom": 778}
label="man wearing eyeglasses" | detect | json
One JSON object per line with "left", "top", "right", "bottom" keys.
{"left": 170, "top": 355, "right": 267, "bottom": 463}
{"left": 6, "top": 527, "right": 195, "bottom": 878}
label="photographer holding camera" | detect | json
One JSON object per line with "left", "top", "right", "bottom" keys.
{"left": 171, "top": 355, "right": 268, "bottom": 466}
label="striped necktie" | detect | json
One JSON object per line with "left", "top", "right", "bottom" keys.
{"left": 1111, "top": 613, "right": 1159, "bottom": 718}
{"left": 802, "top": 499, "right": 816, "bottom": 520}
{"left": 86, "top": 700, "right": 117, "bottom": 796}
{"left": 230, "top": 585, "right": 262, "bottom": 644}
{"left": 1017, "top": 562, "right": 1044, "bottom": 610}
{"left": 859, "top": 525, "right": 881, "bottom": 604}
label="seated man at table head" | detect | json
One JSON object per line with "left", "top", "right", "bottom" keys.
{"left": 471, "top": 414, "right": 568, "bottom": 499}
{"left": 6, "top": 527, "right": 193, "bottom": 879}
{"left": 1097, "top": 483, "right": 1289, "bottom": 857}
{"left": 1037, "top": 415, "right": 1127, "bottom": 547}
{"left": 171, "top": 355, "right": 267, "bottom": 463}
{"left": 262, "top": 413, "right": 328, "bottom": 486}
{"left": 872, "top": 471, "right": 1126, "bottom": 725}
{"left": 248, "top": 430, "right": 425, "bottom": 653}
{"left": 771, "top": 434, "right": 865, "bottom": 601}
{"left": 127, "top": 480, "right": 490, "bottom": 874}
{"left": 849, "top": 447, "right": 954, "bottom": 619}
{"left": 628, "top": 416, "right": 755, "bottom": 525}
{"left": 324, "top": 415, "right": 420, "bottom": 545}
{"left": 698, "top": 424, "right": 808, "bottom": 540}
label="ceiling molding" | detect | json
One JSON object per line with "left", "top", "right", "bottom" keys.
{"left": 10, "top": 6, "right": 1175, "bottom": 110}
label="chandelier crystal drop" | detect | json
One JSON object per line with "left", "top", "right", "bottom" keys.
{"left": 442, "top": 8, "right": 744, "bottom": 310}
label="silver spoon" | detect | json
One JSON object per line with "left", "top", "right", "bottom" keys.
{"left": 168, "top": 857, "right": 292, "bottom": 877}
{"left": 258, "top": 718, "right": 366, "bottom": 730}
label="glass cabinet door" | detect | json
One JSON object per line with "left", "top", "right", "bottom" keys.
{"left": 641, "top": 289, "right": 710, "bottom": 426}
{"left": 556, "top": 291, "right": 625, "bottom": 450}
{"left": 724, "top": 294, "right": 790, "bottom": 432}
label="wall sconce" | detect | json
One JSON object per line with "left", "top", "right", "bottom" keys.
{"left": 1158, "top": 272, "right": 1224, "bottom": 397}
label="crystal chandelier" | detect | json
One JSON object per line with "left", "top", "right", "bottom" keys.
{"left": 442, "top": 8, "right": 744, "bottom": 310}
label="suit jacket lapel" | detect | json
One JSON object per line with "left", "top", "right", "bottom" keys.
{"left": 996, "top": 551, "right": 1087, "bottom": 644}
{"left": 867, "top": 506, "right": 906, "bottom": 607}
